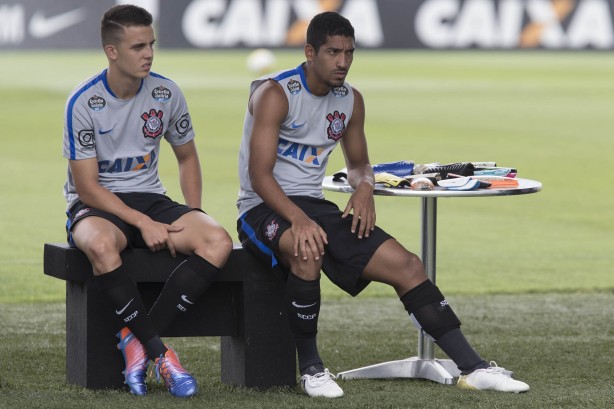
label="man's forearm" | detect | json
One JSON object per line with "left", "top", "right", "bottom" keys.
{"left": 77, "top": 185, "right": 149, "bottom": 227}
{"left": 252, "top": 173, "right": 305, "bottom": 224}
{"left": 179, "top": 160, "right": 202, "bottom": 209}
{"left": 347, "top": 165, "right": 375, "bottom": 190}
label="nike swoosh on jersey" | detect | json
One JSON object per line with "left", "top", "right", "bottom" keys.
{"left": 29, "top": 8, "right": 86, "bottom": 39}
{"left": 99, "top": 128, "right": 113, "bottom": 135}
{"left": 116, "top": 298, "right": 134, "bottom": 315}
{"left": 181, "top": 295, "right": 195, "bottom": 305}
{"left": 290, "top": 121, "right": 306, "bottom": 129}
{"left": 291, "top": 301, "right": 317, "bottom": 308}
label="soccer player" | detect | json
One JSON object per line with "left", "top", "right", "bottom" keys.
{"left": 62, "top": 5, "right": 233, "bottom": 397}
{"left": 236, "top": 11, "right": 530, "bottom": 398}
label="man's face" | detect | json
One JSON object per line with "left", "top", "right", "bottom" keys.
{"left": 110, "top": 25, "right": 155, "bottom": 80}
{"left": 309, "top": 35, "right": 355, "bottom": 88}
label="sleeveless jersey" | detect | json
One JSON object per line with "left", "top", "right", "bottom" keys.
{"left": 62, "top": 69, "right": 194, "bottom": 211}
{"left": 237, "top": 63, "right": 354, "bottom": 216}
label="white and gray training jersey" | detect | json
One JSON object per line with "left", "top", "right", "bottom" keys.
{"left": 62, "top": 69, "right": 195, "bottom": 211}
{"left": 237, "top": 63, "right": 355, "bottom": 216}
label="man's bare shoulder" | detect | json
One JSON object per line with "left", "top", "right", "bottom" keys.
{"left": 350, "top": 85, "right": 364, "bottom": 101}
{"left": 250, "top": 79, "right": 287, "bottom": 114}
{"left": 253, "top": 78, "right": 285, "bottom": 98}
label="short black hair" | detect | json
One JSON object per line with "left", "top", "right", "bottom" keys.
{"left": 101, "top": 4, "right": 153, "bottom": 47}
{"left": 306, "top": 11, "right": 354, "bottom": 53}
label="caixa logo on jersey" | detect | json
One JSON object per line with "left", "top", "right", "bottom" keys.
{"left": 98, "top": 149, "right": 157, "bottom": 174}
{"left": 277, "top": 138, "right": 325, "bottom": 166}
{"left": 141, "top": 109, "right": 164, "bottom": 139}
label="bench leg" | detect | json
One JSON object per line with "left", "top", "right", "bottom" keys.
{"left": 66, "top": 281, "right": 125, "bottom": 390}
{"left": 64, "top": 275, "right": 295, "bottom": 390}
{"left": 221, "top": 279, "right": 296, "bottom": 389}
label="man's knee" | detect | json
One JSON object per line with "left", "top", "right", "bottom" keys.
{"left": 207, "top": 226, "right": 233, "bottom": 256}
{"left": 403, "top": 251, "right": 425, "bottom": 273}
{"left": 75, "top": 233, "right": 123, "bottom": 274}
{"left": 85, "top": 237, "right": 119, "bottom": 257}
{"left": 365, "top": 243, "right": 427, "bottom": 294}
{"left": 288, "top": 260, "right": 322, "bottom": 280}
{"left": 276, "top": 230, "right": 322, "bottom": 279}
{"left": 194, "top": 226, "right": 233, "bottom": 267}
{"left": 72, "top": 217, "right": 126, "bottom": 260}
{"left": 281, "top": 247, "right": 322, "bottom": 280}
{"left": 391, "top": 250, "right": 427, "bottom": 290}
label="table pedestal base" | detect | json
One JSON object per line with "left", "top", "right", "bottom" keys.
{"left": 337, "top": 357, "right": 460, "bottom": 384}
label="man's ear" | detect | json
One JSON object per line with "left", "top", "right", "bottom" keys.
{"left": 304, "top": 44, "right": 315, "bottom": 62}
{"left": 104, "top": 44, "right": 117, "bottom": 61}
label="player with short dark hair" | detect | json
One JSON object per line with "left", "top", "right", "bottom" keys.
{"left": 63, "top": 4, "right": 233, "bottom": 397}
{"left": 236, "top": 11, "right": 530, "bottom": 398}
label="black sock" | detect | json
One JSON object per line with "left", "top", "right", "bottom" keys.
{"left": 295, "top": 338, "right": 324, "bottom": 375}
{"left": 401, "top": 280, "right": 484, "bottom": 373}
{"left": 144, "top": 337, "right": 168, "bottom": 360}
{"left": 285, "top": 273, "right": 323, "bottom": 374}
{"left": 435, "top": 329, "right": 487, "bottom": 374}
{"left": 148, "top": 254, "right": 221, "bottom": 333}
{"left": 95, "top": 264, "right": 166, "bottom": 358}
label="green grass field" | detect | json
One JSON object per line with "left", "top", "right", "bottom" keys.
{"left": 0, "top": 50, "right": 612, "bottom": 407}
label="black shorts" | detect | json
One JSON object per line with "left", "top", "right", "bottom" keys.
{"left": 66, "top": 192, "right": 201, "bottom": 248}
{"left": 237, "top": 196, "right": 393, "bottom": 296}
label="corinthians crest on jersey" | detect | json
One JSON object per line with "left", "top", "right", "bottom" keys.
{"left": 141, "top": 109, "right": 164, "bottom": 139}
{"left": 326, "top": 110, "right": 347, "bottom": 141}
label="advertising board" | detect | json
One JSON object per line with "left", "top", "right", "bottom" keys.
{"left": 1, "top": 0, "right": 612, "bottom": 50}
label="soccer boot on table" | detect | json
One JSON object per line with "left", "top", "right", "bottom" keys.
{"left": 420, "top": 162, "right": 475, "bottom": 179}
{"left": 154, "top": 346, "right": 198, "bottom": 398}
{"left": 300, "top": 368, "right": 344, "bottom": 398}
{"left": 457, "top": 361, "right": 530, "bottom": 393}
{"left": 116, "top": 327, "right": 149, "bottom": 396}
{"left": 372, "top": 160, "right": 415, "bottom": 177}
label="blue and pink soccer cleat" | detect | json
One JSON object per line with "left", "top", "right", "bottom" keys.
{"left": 154, "top": 346, "right": 198, "bottom": 398}
{"left": 116, "top": 327, "right": 149, "bottom": 396}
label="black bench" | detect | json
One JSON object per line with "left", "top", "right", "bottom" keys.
{"left": 43, "top": 243, "right": 296, "bottom": 391}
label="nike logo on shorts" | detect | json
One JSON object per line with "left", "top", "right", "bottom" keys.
{"left": 116, "top": 298, "right": 134, "bottom": 315}
{"left": 181, "top": 295, "right": 194, "bottom": 305}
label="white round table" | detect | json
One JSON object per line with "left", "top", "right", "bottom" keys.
{"left": 322, "top": 176, "right": 542, "bottom": 385}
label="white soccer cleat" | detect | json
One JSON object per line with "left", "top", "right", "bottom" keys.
{"left": 300, "top": 369, "right": 344, "bottom": 398}
{"left": 457, "top": 361, "right": 530, "bottom": 393}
